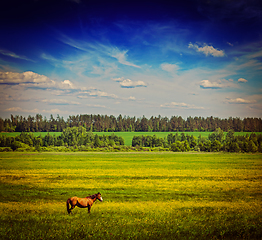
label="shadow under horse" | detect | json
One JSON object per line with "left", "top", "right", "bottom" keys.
{"left": 66, "top": 192, "right": 103, "bottom": 214}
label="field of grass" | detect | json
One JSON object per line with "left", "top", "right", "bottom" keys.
{"left": 96, "top": 132, "right": 261, "bottom": 146}
{"left": 96, "top": 132, "right": 209, "bottom": 146}
{"left": 0, "top": 132, "right": 62, "bottom": 138}
{"left": 1, "top": 131, "right": 260, "bottom": 146}
{"left": 0, "top": 152, "right": 261, "bottom": 239}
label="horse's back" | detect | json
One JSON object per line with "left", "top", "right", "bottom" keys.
{"left": 69, "top": 196, "right": 79, "bottom": 204}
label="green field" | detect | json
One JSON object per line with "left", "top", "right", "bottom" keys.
{"left": 96, "top": 132, "right": 209, "bottom": 146}
{"left": 1, "top": 132, "right": 260, "bottom": 146}
{"left": 0, "top": 152, "right": 261, "bottom": 239}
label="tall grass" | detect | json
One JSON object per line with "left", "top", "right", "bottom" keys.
{"left": 0, "top": 152, "right": 261, "bottom": 239}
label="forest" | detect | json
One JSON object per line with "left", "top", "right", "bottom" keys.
{"left": 0, "top": 126, "right": 261, "bottom": 153}
{"left": 1, "top": 114, "right": 262, "bottom": 132}
{"left": 0, "top": 127, "right": 125, "bottom": 152}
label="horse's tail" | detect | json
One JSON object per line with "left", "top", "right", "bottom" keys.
{"left": 66, "top": 198, "right": 71, "bottom": 214}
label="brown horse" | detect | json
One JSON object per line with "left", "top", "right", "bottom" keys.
{"left": 66, "top": 192, "right": 103, "bottom": 214}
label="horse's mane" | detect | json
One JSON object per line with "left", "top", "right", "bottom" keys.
{"left": 86, "top": 193, "right": 98, "bottom": 199}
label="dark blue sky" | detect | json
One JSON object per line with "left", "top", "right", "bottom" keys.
{"left": 0, "top": 0, "right": 262, "bottom": 118}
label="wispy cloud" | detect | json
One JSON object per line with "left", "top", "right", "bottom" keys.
{"left": 230, "top": 42, "right": 262, "bottom": 71}
{"left": 0, "top": 49, "right": 35, "bottom": 62}
{"left": 86, "top": 104, "right": 107, "bottom": 108}
{"left": 188, "top": 43, "right": 225, "bottom": 57}
{"left": 78, "top": 90, "right": 118, "bottom": 99}
{"left": 112, "top": 77, "right": 147, "bottom": 88}
{"left": 41, "top": 53, "right": 61, "bottom": 66}
{"left": 237, "top": 59, "right": 262, "bottom": 70}
{"left": 224, "top": 97, "right": 256, "bottom": 104}
{"left": 0, "top": 94, "right": 37, "bottom": 102}
{"left": 110, "top": 49, "right": 141, "bottom": 68}
{"left": 58, "top": 34, "right": 140, "bottom": 68}
{"left": 4, "top": 107, "right": 40, "bottom": 113}
{"left": 247, "top": 49, "right": 262, "bottom": 59}
{"left": 42, "top": 99, "right": 80, "bottom": 105}
{"left": 4, "top": 106, "right": 70, "bottom": 115}
{"left": 160, "top": 102, "right": 205, "bottom": 109}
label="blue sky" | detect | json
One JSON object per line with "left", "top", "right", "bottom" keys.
{"left": 0, "top": 0, "right": 261, "bottom": 119}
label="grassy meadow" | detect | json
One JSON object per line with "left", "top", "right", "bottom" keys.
{"left": 0, "top": 152, "right": 262, "bottom": 239}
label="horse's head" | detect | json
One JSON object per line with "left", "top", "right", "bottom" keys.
{"left": 97, "top": 192, "right": 103, "bottom": 202}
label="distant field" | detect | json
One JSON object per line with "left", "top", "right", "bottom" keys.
{"left": 0, "top": 132, "right": 62, "bottom": 137}
{"left": 0, "top": 152, "right": 261, "bottom": 239}
{"left": 1, "top": 131, "right": 261, "bottom": 146}
{"left": 96, "top": 132, "right": 261, "bottom": 146}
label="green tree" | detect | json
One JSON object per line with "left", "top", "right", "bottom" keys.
{"left": 226, "top": 130, "right": 235, "bottom": 142}
{"left": 211, "top": 140, "right": 222, "bottom": 152}
{"left": 183, "top": 141, "right": 190, "bottom": 151}
{"left": 11, "top": 141, "right": 22, "bottom": 151}
{"left": 132, "top": 136, "right": 143, "bottom": 147}
{"left": 170, "top": 142, "right": 181, "bottom": 152}
{"left": 43, "top": 133, "right": 54, "bottom": 147}
{"left": 94, "top": 135, "right": 101, "bottom": 148}
{"left": 248, "top": 140, "right": 258, "bottom": 153}
{"left": 208, "top": 128, "right": 224, "bottom": 142}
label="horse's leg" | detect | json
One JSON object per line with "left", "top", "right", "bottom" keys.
{"left": 67, "top": 199, "right": 73, "bottom": 214}
{"left": 67, "top": 201, "right": 76, "bottom": 214}
{"left": 70, "top": 204, "right": 76, "bottom": 214}
{"left": 88, "top": 205, "right": 91, "bottom": 213}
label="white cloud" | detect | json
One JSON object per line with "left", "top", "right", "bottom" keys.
{"left": 120, "top": 79, "right": 147, "bottom": 88}
{"left": 161, "top": 63, "right": 179, "bottom": 73}
{"left": 59, "top": 80, "right": 76, "bottom": 89}
{"left": 112, "top": 77, "right": 147, "bottom": 88}
{"left": 42, "top": 109, "right": 70, "bottom": 114}
{"left": 128, "top": 96, "right": 136, "bottom": 101}
{"left": 4, "top": 106, "right": 70, "bottom": 114}
{"left": 0, "top": 71, "right": 52, "bottom": 84}
{"left": 0, "top": 71, "right": 78, "bottom": 90}
{"left": 86, "top": 104, "right": 107, "bottom": 108}
{"left": 4, "top": 107, "right": 23, "bottom": 112}
{"left": 200, "top": 79, "right": 237, "bottom": 89}
{"left": 89, "top": 91, "right": 118, "bottom": 98}
{"left": 238, "top": 78, "right": 248, "bottom": 83}
{"left": 42, "top": 99, "right": 80, "bottom": 105}
{"left": 200, "top": 80, "right": 223, "bottom": 89}
{"left": 4, "top": 107, "right": 40, "bottom": 113}
{"left": 78, "top": 90, "right": 118, "bottom": 99}
{"left": 188, "top": 43, "right": 225, "bottom": 57}
{"left": 160, "top": 102, "right": 205, "bottom": 109}
{"left": 225, "top": 97, "right": 256, "bottom": 104}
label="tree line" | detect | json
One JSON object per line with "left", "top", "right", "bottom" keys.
{"left": 0, "top": 127, "right": 261, "bottom": 153}
{"left": 1, "top": 114, "right": 262, "bottom": 133}
{"left": 0, "top": 127, "right": 125, "bottom": 152}
{"left": 132, "top": 129, "right": 262, "bottom": 153}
